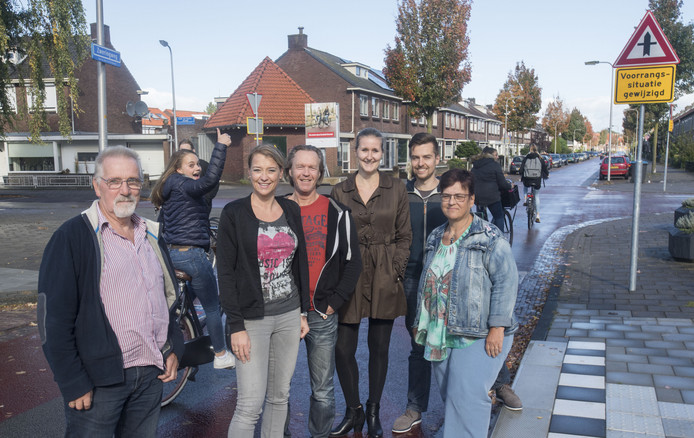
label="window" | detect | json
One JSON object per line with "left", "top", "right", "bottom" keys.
{"left": 470, "top": 119, "right": 478, "bottom": 132}
{"left": 420, "top": 116, "right": 426, "bottom": 125}
{"left": 5, "top": 86, "right": 17, "bottom": 112}
{"left": 392, "top": 102, "right": 400, "bottom": 121}
{"left": 372, "top": 97, "right": 380, "bottom": 118}
{"left": 359, "top": 95, "right": 368, "bottom": 116}
{"left": 445, "top": 113, "right": 450, "bottom": 129}
{"left": 382, "top": 101, "right": 390, "bottom": 120}
{"left": 444, "top": 141, "right": 454, "bottom": 160}
{"left": 339, "top": 141, "right": 350, "bottom": 171}
{"left": 432, "top": 111, "right": 438, "bottom": 127}
{"left": 8, "top": 142, "right": 55, "bottom": 171}
{"left": 27, "top": 83, "right": 58, "bottom": 112}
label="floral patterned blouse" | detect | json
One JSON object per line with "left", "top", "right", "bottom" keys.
{"left": 415, "top": 227, "right": 477, "bottom": 361}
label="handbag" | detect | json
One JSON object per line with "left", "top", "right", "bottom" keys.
{"left": 501, "top": 185, "right": 520, "bottom": 208}
{"left": 178, "top": 334, "right": 214, "bottom": 369}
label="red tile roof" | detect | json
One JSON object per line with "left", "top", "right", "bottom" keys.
{"left": 205, "top": 57, "right": 314, "bottom": 129}
{"left": 142, "top": 107, "right": 167, "bottom": 127}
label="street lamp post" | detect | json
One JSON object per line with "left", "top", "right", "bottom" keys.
{"left": 554, "top": 122, "right": 559, "bottom": 154}
{"left": 504, "top": 95, "right": 516, "bottom": 169}
{"left": 160, "top": 40, "right": 178, "bottom": 150}
{"left": 585, "top": 60, "right": 614, "bottom": 181}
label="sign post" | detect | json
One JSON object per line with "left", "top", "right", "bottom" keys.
{"left": 246, "top": 93, "right": 262, "bottom": 146}
{"left": 613, "top": 10, "right": 679, "bottom": 292}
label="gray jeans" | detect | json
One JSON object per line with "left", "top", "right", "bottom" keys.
{"left": 228, "top": 308, "right": 301, "bottom": 438}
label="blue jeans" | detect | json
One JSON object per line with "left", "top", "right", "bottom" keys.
{"left": 432, "top": 335, "right": 513, "bottom": 438}
{"left": 228, "top": 308, "right": 301, "bottom": 438}
{"left": 477, "top": 201, "right": 505, "bottom": 231}
{"left": 304, "top": 311, "right": 338, "bottom": 438}
{"left": 64, "top": 366, "right": 162, "bottom": 437}
{"left": 169, "top": 246, "right": 226, "bottom": 353}
{"left": 404, "top": 276, "right": 431, "bottom": 413}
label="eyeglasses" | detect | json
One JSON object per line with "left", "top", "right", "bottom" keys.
{"left": 441, "top": 193, "right": 471, "bottom": 203}
{"left": 100, "top": 177, "right": 144, "bottom": 190}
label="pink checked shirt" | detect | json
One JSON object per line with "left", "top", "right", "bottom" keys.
{"left": 97, "top": 205, "right": 169, "bottom": 370}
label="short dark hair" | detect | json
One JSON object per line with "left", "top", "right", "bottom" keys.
{"left": 355, "top": 127, "right": 383, "bottom": 150}
{"left": 285, "top": 145, "right": 325, "bottom": 187}
{"left": 409, "top": 132, "right": 439, "bottom": 156}
{"left": 439, "top": 168, "right": 474, "bottom": 195}
{"left": 482, "top": 146, "right": 497, "bottom": 155}
{"left": 178, "top": 139, "right": 195, "bottom": 151}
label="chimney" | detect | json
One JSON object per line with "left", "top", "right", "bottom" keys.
{"left": 90, "top": 23, "right": 112, "bottom": 47}
{"left": 288, "top": 27, "right": 308, "bottom": 50}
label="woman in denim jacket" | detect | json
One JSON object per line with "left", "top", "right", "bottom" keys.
{"left": 413, "top": 168, "right": 518, "bottom": 438}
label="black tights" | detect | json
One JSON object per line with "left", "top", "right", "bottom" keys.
{"left": 334, "top": 318, "right": 394, "bottom": 408}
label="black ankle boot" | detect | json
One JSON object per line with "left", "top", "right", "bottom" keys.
{"left": 365, "top": 400, "right": 383, "bottom": 438}
{"left": 329, "top": 404, "right": 365, "bottom": 437}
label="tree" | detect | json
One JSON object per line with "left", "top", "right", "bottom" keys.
{"left": 205, "top": 101, "right": 217, "bottom": 115}
{"left": 454, "top": 140, "right": 479, "bottom": 159}
{"left": 541, "top": 96, "right": 569, "bottom": 152}
{"left": 383, "top": 0, "right": 472, "bottom": 133}
{"left": 583, "top": 117, "right": 595, "bottom": 145}
{"left": 1, "top": 0, "right": 89, "bottom": 142}
{"left": 492, "top": 61, "right": 542, "bottom": 144}
{"left": 562, "top": 108, "right": 587, "bottom": 146}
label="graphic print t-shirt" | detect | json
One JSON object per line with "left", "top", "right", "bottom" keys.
{"left": 300, "top": 195, "right": 329, "bottom": 309}
{"left": 257, "top": 214, "right": 300, "bottom": 316}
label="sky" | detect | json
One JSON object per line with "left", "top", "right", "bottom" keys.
{"left": 82, "top": 0, "right": 694, "bottom": 133}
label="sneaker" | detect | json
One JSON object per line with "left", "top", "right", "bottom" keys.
{"left": 213, "top": 350, "right": 236, "bottom": 369}
{"left": 495, "top": 384, "right": 522, "bottom": 411}
{"left": 535, "top": 215, "right": 541, "bottom": 223}
{"left": 392, "top": 409, "right": 422, "bottom": 433}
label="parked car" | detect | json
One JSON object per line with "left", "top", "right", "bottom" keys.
{"left": 541, "top": 154, "right": 552, "bottom": 170}
{"left": 550, "top": 153, "right": 563, "bottom": 167}
{"left": 509, "top": 156, "right": 523, "bottom": 174}
{"left": 560, "top": 154, "right": 570, "bottom": 165}
{"left": 599, "top": 155, "right": 629, "bottom": 179}
{"left": 568, "top": 153, "right": 579, "bottom": 163}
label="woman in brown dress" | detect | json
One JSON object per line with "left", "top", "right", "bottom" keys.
{"left": 329, "top": 128, "right": 412, "bottom": 438}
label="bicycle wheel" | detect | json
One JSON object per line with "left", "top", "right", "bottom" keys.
{"left": 161, "top": 314, "right": 195, "bottom": 407}
{"left": 503, "top": 209, "right": 513, "bottom": 246}
{"left": 527, "top": 201, "right": 535, "bottom": 230}
{"left": 208, "top": 217, "right": 219, "bottom": 270}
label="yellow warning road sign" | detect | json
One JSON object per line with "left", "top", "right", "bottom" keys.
{"left": 614, "top": 64, "right": 676, "bottom": 104}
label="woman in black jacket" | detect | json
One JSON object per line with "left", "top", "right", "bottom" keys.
{"left": 217, "top": 144, "right": 310, "bottom": 438}
{"left": 471, "top": 147, "right": 513, "bottom": 230}
{"left": 151, "top": 129, "right": 235, "bottom": 370}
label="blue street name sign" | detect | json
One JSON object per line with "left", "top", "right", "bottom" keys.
{"left": 177, "top": 117, "right": 195, "bottom": 125}
{"left": 91, "top": 43, "right": 121, "bottom": 67}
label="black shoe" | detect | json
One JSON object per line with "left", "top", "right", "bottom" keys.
{"left": 329, "top": 404, "right": 365, "bottom": 437}
{"left": 366, "top": 400, "right": 383, "bottom": 438}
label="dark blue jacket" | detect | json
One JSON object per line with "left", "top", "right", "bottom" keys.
{"left": 37, "top": 201, "right": 184, "bottom": 402}
{"left": 471, "top": 154, "right": 512, "bottom": 205}
{"left": 406, "top": 179, "right": 446, "bottom": 280}
{"left": 160, "top": 141, "right": 227, "bottom": 250}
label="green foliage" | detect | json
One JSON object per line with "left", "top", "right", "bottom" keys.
{"left": 675, "top": 212, "right": 694, "bottom": 233}
{"left": 549, "top": 136, "right": 570, "bottom": 154}
{"left": 454, "top": 140, "right": 479, "bottom": 159}
{"left": 205, "top": 102, "right": 217, "bottom": 115}
{"left": 492, "top": 61, "right": 542, "bottom": 135}
{"left": 650, "top": 0, "right": 694, "bottom": 97}
{"left": 670, "top": 134, "right": 694, "bottom": 167}
{"left": 542, "top": 96, "right": 569, "bottom": 140}
{"left": 682, "top": 198, "right": 694, "bottom": 208}
{"left": 383, "top": 0, "right": 472, "bottom": 131}
{"left": 562, "top": 108, "right": 587, "bottom": 144}
{"left": 0, "top": 0, "right": 89, "bottom": 142}
{"left": 520, "top": 146, "right": 530, "bottom": 155}
{"left": 447, "top": 157, "right": 466, "bottom": 169}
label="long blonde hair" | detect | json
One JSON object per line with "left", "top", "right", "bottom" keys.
{"left": 151, "top": 150, "right": 197, "bottom": 208}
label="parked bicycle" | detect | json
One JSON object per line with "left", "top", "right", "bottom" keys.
{"left": 161, "top": 270, "right": 215, "bottom": 406}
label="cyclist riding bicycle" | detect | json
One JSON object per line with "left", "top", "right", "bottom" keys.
{"left": 519, "top": 145, "right": 549, "bottom": 223}
{"left": 471, "top": 146, "right": 514, "bottom": 231}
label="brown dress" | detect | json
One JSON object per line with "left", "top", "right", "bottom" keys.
{"left": 330, "top": 171, "right": 412, "bottom": 323}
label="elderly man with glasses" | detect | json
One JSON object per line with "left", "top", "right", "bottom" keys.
{"left": 38, "top": 146, "right": 183, "bottom": 437}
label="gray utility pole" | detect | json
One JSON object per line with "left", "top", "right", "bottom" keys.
{"left": 96, "top": 0, "right": 107, "bottom": 151}
{"left": 629, "top": 105, "right": 645, "bottom": 292}
{"left": 160, "top": 40, "right": 178, "bottom": 149}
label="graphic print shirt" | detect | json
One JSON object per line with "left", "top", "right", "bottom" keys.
{"left": 257, "top": 213, "right": 300, "bottom": 316}
{"left": 300, "top": 195, "right": 329, "bottom": 309}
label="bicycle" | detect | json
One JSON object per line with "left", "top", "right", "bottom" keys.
{"left": 474, "top": 202, "right": 515, "bottom": 247}
{"left": 161, "top": 270, "right": 215, "bottom": 406}
{"left": 525, "top": 188, "right": 537, "bottom": 230}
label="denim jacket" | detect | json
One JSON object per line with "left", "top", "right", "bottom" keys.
{"left": 414, "top": 214, "right": 518, "bottom": 338}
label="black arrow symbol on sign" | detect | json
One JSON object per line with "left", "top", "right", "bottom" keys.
{"left": 638, "top": 31, "right": 657, "bottom": 56}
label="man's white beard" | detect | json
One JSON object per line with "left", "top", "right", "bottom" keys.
{"left": 113, "top": 194, "right": 138, "bottom": 218}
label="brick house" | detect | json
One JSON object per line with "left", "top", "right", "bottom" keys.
{"left": 203, "top": 57, "right": 314, "bottom": 181}
{"left": 1, "top": 24, "right": 170, "bottom": 185}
